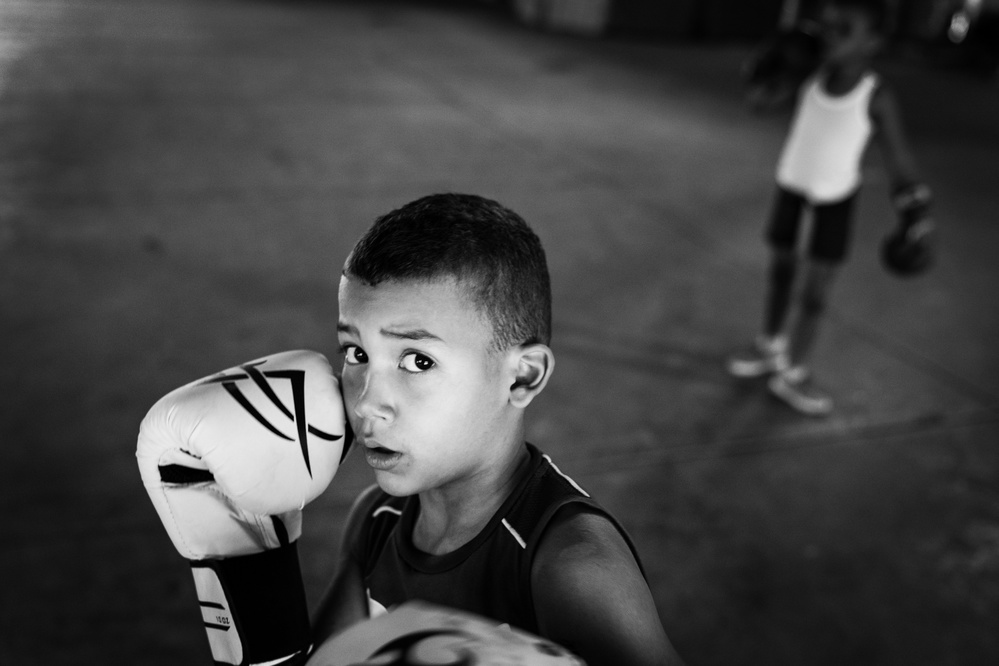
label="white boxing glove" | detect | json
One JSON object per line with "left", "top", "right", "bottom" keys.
{"left": 306, "top": 601, "right": 584, "bottom": 666}
{"left": 137, "top": 350, "right": 351, "bottom": 666}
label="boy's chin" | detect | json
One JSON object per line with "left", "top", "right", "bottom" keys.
{"left": 374, "top": 472, "right": 420, "bottom": 498}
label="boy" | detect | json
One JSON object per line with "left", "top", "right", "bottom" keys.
{"left": 728, "top": 0, "right": 935, "bottom": 415}
{"left": 312, "top": 193, "right": 684, "bottom": 665}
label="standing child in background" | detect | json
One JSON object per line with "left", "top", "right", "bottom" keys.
{"left": 729, "top": 0, "right": 936, "bottom": 416}
{"left": 312, "top": 193, "right": 685, "bottom": 665}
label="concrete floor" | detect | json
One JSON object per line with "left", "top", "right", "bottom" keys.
{"left": 1, "top": 0, "right": 998, "bottom": 664}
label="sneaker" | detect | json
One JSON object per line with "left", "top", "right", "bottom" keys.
{"left": 727, "top": 334, "right": 788, "bottom": 378}
{"left": 768, "top": 366, "right": 833, "bottom": 416}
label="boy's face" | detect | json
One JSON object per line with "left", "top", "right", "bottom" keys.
{"left": 337, "top": 274, "right": 517, "bottom": 497}
{"left": 819, "top": 5, "right": 881, "bottom": 66}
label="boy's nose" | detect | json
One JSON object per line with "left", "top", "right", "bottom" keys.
{"left": 351, "top": 367, "right": 393, "bottom": 423}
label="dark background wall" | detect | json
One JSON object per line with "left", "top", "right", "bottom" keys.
{"left": 609, "top": 0, "right": 785, "bottom": 40}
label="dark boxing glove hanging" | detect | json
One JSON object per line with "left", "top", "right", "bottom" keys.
{"left": 881, "top": 183, "right": 935, "bottom": 277}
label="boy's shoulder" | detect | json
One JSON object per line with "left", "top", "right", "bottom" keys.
{"left": 507, "top": 446, "right": 640, "bottom": 562}
{"left": 526, "top": 451, "right": 645, "bottom": 580}
{"left": 866, "top": 71, "right": 905, "bottom": 122}
{"left": 532, "top": 503, "right": 645, "bottom": 594}
{"left": 862, "top": 66, "right": 885, "bottom": 91}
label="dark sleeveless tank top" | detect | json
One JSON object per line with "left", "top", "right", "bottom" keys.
{"left": 353, "top": 443, "right": 643, "bottom": 634}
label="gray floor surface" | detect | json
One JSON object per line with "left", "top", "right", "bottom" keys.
{"left": 2, "top": 1, "right": 997, "bottom": 664}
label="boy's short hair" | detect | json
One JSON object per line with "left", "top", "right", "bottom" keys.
{"left": 345, "top": 193, "right": 552, "bottom": 350}
{"left": 827, "top": 0, "right": 887, "bottom": 32}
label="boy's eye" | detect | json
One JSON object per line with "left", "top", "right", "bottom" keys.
{"left": 400, "top": 352, "right": 435, "bottom": 373}
{"left": 342, "top": 346, "right": 367, "bottom": 365}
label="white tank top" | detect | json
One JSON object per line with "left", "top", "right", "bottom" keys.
{"left": 776, "top": 72, "right": 879, "bottom": 203}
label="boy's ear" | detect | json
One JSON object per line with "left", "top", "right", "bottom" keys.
{"left": 508, "top": 344, "right": 554, "bottom": 408}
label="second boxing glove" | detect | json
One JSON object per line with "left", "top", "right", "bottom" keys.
{"left": 882, "top": 183, "right": 935, "bottom": 277}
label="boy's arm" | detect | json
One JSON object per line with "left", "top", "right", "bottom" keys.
{"left": 870, "top": 83, "right": 922, "bottom": 190}
{"left": 742, "top": 27, "right": 820, "bottom": 114}
{"left": 532, "top": 504, "right": 686, "bottom": 666}
{"left": 745, "top": 78, "right": 800, "bottom": 114}
{"left": 311, "top": 485, "right": 380, "bottom": 645}
{"left": 870, "top": 82, "right": 936, "bottom": 249}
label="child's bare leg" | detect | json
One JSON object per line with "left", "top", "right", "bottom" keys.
{"left": 764, "top": 248, "right": 798, "bottom": 337}
{"left": 787, "top": 258, "right": 839, "bottom": 367}
{"left": 769, "top": 259, "right": 838, "bottom": 415}
{"left": 727, "top": 247, "right": 797, "bottom": 378}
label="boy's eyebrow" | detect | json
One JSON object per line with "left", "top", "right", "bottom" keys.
{"left": 383, "top": 328, "right": 442, "bottom": 342}
{"left": 336, "top": 321, "right": 442, "bottom": 343}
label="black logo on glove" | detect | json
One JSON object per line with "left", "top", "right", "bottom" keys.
{"left": 352, "top": 630, "right": 476, "bottom": 666}
{"left": 203, "top": 360, "right": 343, "bottom": 477}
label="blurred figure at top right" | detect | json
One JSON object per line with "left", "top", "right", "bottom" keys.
{"left": 727, "top": 0, "right": 937, "bottom": 416}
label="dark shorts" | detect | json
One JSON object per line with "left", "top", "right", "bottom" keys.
{"left": 766, "top": 186, "right": 857, "bottom": 262}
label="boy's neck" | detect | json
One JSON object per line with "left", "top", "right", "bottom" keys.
{"left": 819, "top": 59, "right": 872, "bottom": 97}
{"left": 412, "top": 441, "right": 532, "bottom": 555}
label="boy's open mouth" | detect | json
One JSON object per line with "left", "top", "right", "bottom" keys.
{"left": 363, "top": 443, "right": 402, "bottom": 471}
